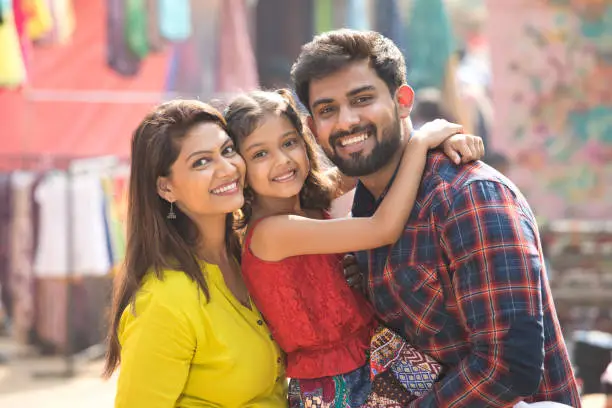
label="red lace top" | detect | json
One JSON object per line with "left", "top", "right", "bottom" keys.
{"left": 241, "top": 218, "right": 377, "bottom": 379}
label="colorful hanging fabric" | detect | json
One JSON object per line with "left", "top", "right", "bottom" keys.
{"left": 43, "top": 0, "right": 76, "bottom": 45}
{"left": 158, "top": 0, "right": 191, "bottom": 42}
{"left": 144, "top": 0, "right": 163, "bottom": 52}
{"left": 125, "top": 0, "right": 148, "bottom": 58}
{"left": 164, "top": 0, "right": 220, "bottom": 99}
{"left": 375, "top": 0, "right": 406, "bottom": 54}
{"left": 23, "top": 0, "right": 53, "bottom": 41}
{"left": 405, "top": 0, "right": 455, "bottom": 91}
{"left": 9, "top": 171, "right": 37, "bottom": 346}
{"left": 13, "top": 0, "right": 31, "bottom": 76}
{"left": 331, "top": 0, "right": 345, "bottom": 28}
{"left": 346, "top": 0, "right": 369, "bottom": 30}
{"left": 193, "top": 0, "right": 221, "bottom": 97}
{"left": 107, "top": 0, "right": 141, "bottom": 77}
{"left": 314, "top": 0, "right": 333, "bottom": 34}
{"left": 101, "top": 175, "right": 127, "bottom": 265}
{"left": 216, "top": 0, "right": 258, "bottom": 95}
{"left": 0, "top": 0, "right": 27, "bottom": 88}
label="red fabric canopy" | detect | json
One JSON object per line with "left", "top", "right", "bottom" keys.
{"left": 0, "top": 0, "right": 170, "bottom": 165}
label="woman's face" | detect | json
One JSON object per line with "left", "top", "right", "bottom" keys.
{"left": 239, "top": 114, "right": 310, "bottom": 200}
{"left": 157, "top": 122, "right": 246, "bottom": 218}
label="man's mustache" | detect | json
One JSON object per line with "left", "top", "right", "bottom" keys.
{"left": 329, "top": 124, "right": 377, "bottom": 148}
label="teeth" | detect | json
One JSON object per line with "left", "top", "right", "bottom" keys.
{"left": 340, "top": 133, "right": 368, "bottom": 146}
{"left": 212, "top": 182, "right": 237, "bottom": 194}
{"left": 273, "top": 171, "right": 295, "bottom": 181}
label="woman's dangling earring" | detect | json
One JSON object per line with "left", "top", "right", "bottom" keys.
{"left": 167, "top": 201, "right": 177, "bottom": 220}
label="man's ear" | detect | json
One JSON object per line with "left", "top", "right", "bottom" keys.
{"left": 157, "top": 176, "right": 175, "bottom": 203}
{"left": 395, "top": 85, "right": 415, "bottom": 119}
{"left": 307, "top": 115, "right": 318, "bottom": 141}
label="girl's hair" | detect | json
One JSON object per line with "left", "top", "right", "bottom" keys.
{"left": 103, "top": 100, "right": 242, "bottom": 378}
{"left": 224, "top": 89, "right": 338, "bottom": 227}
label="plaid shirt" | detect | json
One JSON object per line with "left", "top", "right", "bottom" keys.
{"left": 352, "top": 152, "right": 581, "bottom": 407}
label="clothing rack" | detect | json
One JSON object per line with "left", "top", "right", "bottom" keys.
{"left": 0, "top": 154, "right": 74, "bottom": 172}
{"left": 1, "top": 153, "right": 127, "bottom": 379}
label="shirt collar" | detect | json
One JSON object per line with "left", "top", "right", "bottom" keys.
{"left": 351, "top": 162, "right": 401, "bottom": 218}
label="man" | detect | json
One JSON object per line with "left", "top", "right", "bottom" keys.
{"left": 291, "top": 29, "right": 580, "bottom": 407}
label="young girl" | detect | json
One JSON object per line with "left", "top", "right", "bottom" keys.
{"left": 224, "top": 90, "right": 483, "bottom": 406}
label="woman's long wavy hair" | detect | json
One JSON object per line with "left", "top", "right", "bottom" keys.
{"left": 224, "top": 89, "right": 338, "bottom": 227}
{"left": 103, "top": 100, "right": 242, "bottom": 378}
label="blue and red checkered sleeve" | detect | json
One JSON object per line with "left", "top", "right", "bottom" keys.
{"left": 411, "top": 180, "right": 547, "bottom": 407}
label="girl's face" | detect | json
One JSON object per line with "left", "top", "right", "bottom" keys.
{"left": 239, "top": 114, "right": 310, "bottom": 200}
{"left": 157, "top": 122, "right": 246, "bottom": 218}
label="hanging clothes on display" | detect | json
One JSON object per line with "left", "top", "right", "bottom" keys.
{"left": 7, "top": 165, "right": 127, "bottom": 353}
{"left": 314, "top": 0, "right": 333, "bottom": 34}
{"left": 53, "top": 0, "right": 76, "bottom": 44}
{"left": 8, "top": 171, "right": 37, "bottom": 344}
{"left": 196, "top": 0, "right": 221, "bottom": 97}
{"left": 13, "top": 0, "right": 32, "bottom": 77}
{"left": 0, "top": 0, "right": 27, "bottom": 88}
{"left": 375, "top": 0, "right": 406, "bottom": 55}
{"left": 164, "top": 39, "right": 198, "bottom": 96}
{"left": 72, "top": 173, "right": 114, "bottom": 276}
{"left": 331, "top": 0, "right": 346, "bottom": 29}
{"left": 125, "top": 0, "right": 148, "bottom": 58}
{"left": 32, "top": 172, "right": 69, "bottom": 277}
{"left": 33, "top": 172, "right": 111, "bottom": 278}
{"left": 158, "top": 0, "right": 191, "bottom": 42}
{"left": 405, "top": 0, "right": 455, "bottom": 92}
{"left": 346, "top": 0, "right": 370, "bottom": 31}
{"left": 35, "top": 0, "right": 75, "bottom": 45}
{"left": 24, "top": 0, "right": 53, "bottom": 41}
{"left": 164, "top": 0, "right": 220, "bottom": 99}
{"left": 101, "top": 170, "right": 128, "bottom": 267}
{"left": 405, "top": 0, "right": 470, "bottom": 131}
{"left": 254, "top": 0, "right": 312, "bottom": 89}
{"left": 144, "top": 0, "right": 163, "bottom": 52}
{"left": 107, "top": 0, "right": 141, "bottom": 76}
{"left": 163, "top": 0, "right": 258, "bottom": 98}
{"left": 216, "top": 0, "right": 258, "bottom": 95}
{"left": 0, "top": 173, "right": 13, "bottom": 329}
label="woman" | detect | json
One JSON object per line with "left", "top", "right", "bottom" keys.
{"left": 103, "top": 100, "right": 287, "bottom": 407}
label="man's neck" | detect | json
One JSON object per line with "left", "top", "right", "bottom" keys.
{"left": 358, "top": 136, "right": 408, "bottom": 200}
{"left": 358, "top": 152, "right": 402, "bottom": 199}
{"left": 359, "top": 118, "right": 414, "bottom": 200}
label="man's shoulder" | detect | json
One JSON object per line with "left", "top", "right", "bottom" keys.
{"left": 421, "top": 151, "right": 523, "bottom": 210}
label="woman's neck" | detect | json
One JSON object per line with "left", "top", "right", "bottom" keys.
{"left": 194, "top": 214, "right": 228, "bottom": 265}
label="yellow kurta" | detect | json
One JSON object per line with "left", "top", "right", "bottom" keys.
{"left": 115, "top": 262, "right": 287, "bottom": 408}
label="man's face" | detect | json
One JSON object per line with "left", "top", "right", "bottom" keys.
{"left": 307, "top": 60, "right": 413, "bottom": 177}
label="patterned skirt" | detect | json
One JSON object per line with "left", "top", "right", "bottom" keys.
{"left": 288, "top": 326, "right": 444, "bottom": 407}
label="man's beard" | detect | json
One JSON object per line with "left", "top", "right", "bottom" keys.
{"left": 324, "top": 113, "right": 402, "bottom": 177}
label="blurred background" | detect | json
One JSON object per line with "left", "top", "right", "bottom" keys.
{"left": 0, "top": 0, "right": 611, "bottom": 406}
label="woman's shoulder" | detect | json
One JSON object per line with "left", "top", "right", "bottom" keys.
{"left": 124, "top": 265, "right": 210, "bottom": 319}
{"left": 118, "top": 267, "right": 207, "bottom": 337}
{"left": 141, "top": 268, "right": 201, "bottom": 300}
